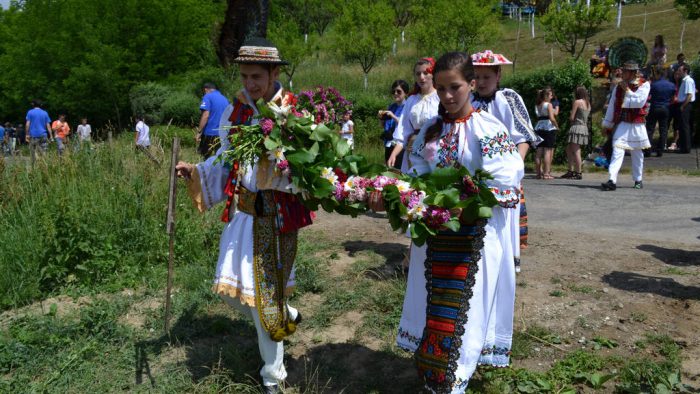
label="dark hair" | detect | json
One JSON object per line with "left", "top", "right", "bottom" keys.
{"left": 203, "top": 82, "right": 217, "bottom": 90}
{"left": 31, "top": 100, "right": 42, "bottom": 108}
{"left": 677, "top": 53, "right": 685, "bottom": 60}
{"left": 654, "top": 35, "right": 665, "bottom": 47}
{"left": 391, "top": 79, "right": 410, "bottom": 95}
{"left": 424, "top": 52, "right": 474, "bottom": 143}
{"left": 575, "top": 86, "right": 590, "bottom": 107}
{"left": 679, "top": 63, "right": 691, "bottom": 74}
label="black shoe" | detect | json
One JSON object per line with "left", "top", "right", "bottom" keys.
{"left": 572, "top": 172, "right": 582, "bottom": 180}
{"left": 633, "top": 181, "right": 643, "bottom": 189}
{"left": 293, "top": 311, "right": 303, "bottom": 325}
{"left": 263, "top": 384, "right": 281, "bottom": 394}
{"left": 601, "top": 180, "right": 617, "bottom": 191}
{"left": 654, "top": 151, "right": 663, "bottom": 157}
{"left": 560, "top": 170, "right": 574, "bottom": 179}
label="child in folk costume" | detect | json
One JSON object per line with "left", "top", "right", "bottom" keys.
{"left": 378, "top": 52, "right": 523, "bottom": 393}
{"left": 470, "top": 50, "right": 541, "bottom": 273}
{"left": 176, "top": 38, "right": 311, "bottom": 394}
{"left": 601, "top": 60, "right": 651, "bottom": 191}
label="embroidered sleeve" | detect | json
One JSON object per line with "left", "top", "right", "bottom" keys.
{"left": 477, "top": 122, "right": 524, "bottom": 208}
{"left": 406, "top": 118, "right": 437, "bottom": 177}
{"left": 392, "top": 95, "right": 416, "bottom": 145}
{"left": 501, "top": 89, "right": 542, "bottom": 146}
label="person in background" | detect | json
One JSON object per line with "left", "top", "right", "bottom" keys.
{"left": 562, "top": 86, "right": 591, "bottom": 179}
{"left": 534, "top": 88, "right": 558, "bottom": 180}
{"left": 25, "top": 100, "right": 53, "bottom": 164}
{"left": 51, "top": 114, "right": 70, "bottom": 156}
{"left": 135, "top": 115, "right": 158, "bottom": 164}
{"left": 601, "top": 61, "right": 651, "bottom": 191}
{"left": 670, "top": 53, "right": 686, "bottom": 76}
{"left": 649, "top": 35, "right": 668, "bottom": 67}
{"left": 379, "top": 79, "right": 409, "bottom": 167}
{"left": 76, "top": 118, "right": 92, "bottom": 150}
{"left": 197, "top": 82, "right": 230, "bottom": 159}
{"left": 470, "top": 49, "right": 541, "bottom": 273}
{"left": 591, "top": 43, "right": 609, "bottom": 77}
{"left": 675, "top": 64, "right": 696, "bottom": 154}
{"left": 645, "top": 66, "right": 676, "bottom": 157}
{"left": 0, "top": 122, "right": 5, "bottom": 155}
{"left": 5, "top": 122, "right": 16, "bottom": 155}
{"left": 386, "top": 57, "right": 440, "bottom": 173}
{"left": 339, "top": 110, "right": 354, "bottom": 149}
{"left": 549, "top": 87, "right": 561, "bottom": 117}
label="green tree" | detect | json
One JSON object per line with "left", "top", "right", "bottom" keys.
{"left": 675, "top": 0, "right": 700, "bottom": 19}
{"left": 333, "top": 1, "right": 395, "bottom": 90}
{"left": 0, "top": 0, "right": 222, "bottom": 129}
{"left": 268, "top": 19, "right": 313, "bottom": 90}
{"left": 541, "top": 0, "right": 614, "bottom": 60}
{"left": 410, "top": 0, "right": 500, "bottom": 58}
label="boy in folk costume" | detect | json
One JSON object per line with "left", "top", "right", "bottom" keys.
{"left": 176, "top": 38, "right": 311, "bottom": 394}
{"left": 601, "top": 60, "right": 651, "bottom": 191}
{"left": 470, "top": 50, "right": 541, "bottom": 272}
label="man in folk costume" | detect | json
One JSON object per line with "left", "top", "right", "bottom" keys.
{"left": 176, "top": 37, "right": 311, "bottom": 394}
{"left": 601, "top": 60, "right": 651, "bottom": 191}
{"left": 470, "top": 50, "right": 541, "bottom": 273}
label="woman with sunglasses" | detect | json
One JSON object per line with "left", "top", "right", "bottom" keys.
{"left": 379, "top": 80, "right": 410, "bottom": 168}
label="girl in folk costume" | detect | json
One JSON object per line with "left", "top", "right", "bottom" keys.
{"left": 380, "top": 52, "right": 523, "bottom": 393}
{"left": 386, "top": 57, "right": 440, "bottom": 173}
{"left": 386, "top": 58, "right": 440, "bottom": 273}
{"left": 470, "top": 50, "right": 541, "bottom": 273}
{"left": 601, "top": 60, "right": 651, "bottom": 191}
{"left": 176, "top": 38, "right": 311, "bottom": 394}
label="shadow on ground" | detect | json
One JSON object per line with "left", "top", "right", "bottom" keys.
{"left": 602, "top": 271, "right": 700, "bottom": 300}
{"left": 286, "top": 343, "right": 418, "bottom": 393}
{"left": 134, "top": 305, "right": 260, "bottom": 388}
{"left": 342, "top": 240, "right": 408, "bottom": 279}
{"left": 637, "top": 244, "right": 700, "bottom": 267}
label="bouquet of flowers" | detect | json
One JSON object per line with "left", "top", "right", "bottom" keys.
{"left": 295, "top": 86, "right": 353, "bottom": 125}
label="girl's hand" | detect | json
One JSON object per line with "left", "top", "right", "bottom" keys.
{"left": 368, "top": 190, "right": 385, "bottom": 212}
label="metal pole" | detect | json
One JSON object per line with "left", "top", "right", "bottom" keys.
{"left": 164, "top": 137, "right": 180, "bottom": 333}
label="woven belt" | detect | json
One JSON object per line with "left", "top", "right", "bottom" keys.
{"left": 237, "top": 186, "right": 278, "bottom": 217}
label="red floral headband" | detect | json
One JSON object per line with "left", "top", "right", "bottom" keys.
{"left": 421, "top": 57, "right": 436, "bottom": 74}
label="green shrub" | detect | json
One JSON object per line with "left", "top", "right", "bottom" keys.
{"left": 162, "top": 91, "right": 200, "bottom": 126}
{"left": 129, "top": 82, "right": 172, "bottom": 124}
{"left": 502, "top": 60, "right": 593, "bottom": 163}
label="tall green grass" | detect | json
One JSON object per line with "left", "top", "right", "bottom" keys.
{"left": 0, "top": 129, "right": 220, "bottom": 310}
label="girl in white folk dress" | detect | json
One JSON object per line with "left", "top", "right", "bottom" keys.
{"left": 372, "top": 52, "right": 523, "bottom": 393}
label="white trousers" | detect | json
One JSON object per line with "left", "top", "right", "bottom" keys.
{"left": 220, "top": 294, "right": 299, "bottom": 387}
{"left": 608, "top": 147, "right": 644, "bottom": 183}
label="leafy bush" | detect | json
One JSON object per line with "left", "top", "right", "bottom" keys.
{"left": 162, "top": 91, "right": 200, "bottom": 126}
{"left": 129, "top": 82, "right": 172, "bottom": 124}
{"left": 502, "top": 60, "right": 593, "bottom": 163}
{"left": 347, "top": 92, "right": 389, "bottom": 147}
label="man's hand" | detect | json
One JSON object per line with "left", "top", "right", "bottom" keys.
{"left": 25, "top": 135, "right": 29, "bottom": 143}
{"left": 175, "top": 161, "right": 195, "bottom": 180}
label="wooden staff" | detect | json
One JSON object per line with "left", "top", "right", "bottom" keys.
{"left": 164, "top": 137, "right": 180, "bottom": 333}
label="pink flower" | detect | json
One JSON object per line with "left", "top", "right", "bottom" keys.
{"left": 463, "top": 175, "right": 480, "bottom": 196}
{"left": 260, "top": 118, "right": 274, "bottom": 136}
{"left": 276, "top": 159, "right": 289, "bottom": 171}
{"left": 334, "top": 183, "right": 347, "bottom": 201}
{"left": 424, "top": 207, "right": 452, "bottom": 229}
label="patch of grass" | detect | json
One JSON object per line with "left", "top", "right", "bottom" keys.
{"left": 567, "top": 284, "right": 594, "bottom": 294}
{"left": 630, "top": 311, "right": 648, "bottom": 323}
{"left": 549, "top": 290, "right": 565, "bottom": 297}
{"left": 662, "top": 267, "right": 693, "bottom": 276}
{"left": 550, "top": 277, "right": 562, "bottom": 284}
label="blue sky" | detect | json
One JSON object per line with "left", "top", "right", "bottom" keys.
{"left": 0, "top": 0, "right": 10, "bottom": 10}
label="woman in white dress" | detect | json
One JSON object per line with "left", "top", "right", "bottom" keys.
{"left": 380, "top": 52, "right": 523, "bottom": 393}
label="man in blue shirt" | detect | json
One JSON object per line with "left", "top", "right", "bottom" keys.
{"left": 196, "top": 82, "right": 230, "bottom": 159}
{"left": 0, "top": 123, "right": 5, "bottom": 155}
{"left": 25, "top": 100, "right": 53, "bottom": 164}
{"left": 646, "top": 66, "right": 677, "bottom": 157}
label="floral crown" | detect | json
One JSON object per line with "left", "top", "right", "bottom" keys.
{"left": 471, "top": 50, "right": 512, "bottom": 66}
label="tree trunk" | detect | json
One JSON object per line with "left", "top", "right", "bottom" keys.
{"left": 364, "top": 73, "right": 368, "bottom": 91}
{"left": 217, "top": 0, "right": 269, "bottom": 67}
{"left": 531, "top": 13, "right": 535, "bottom": 38}
{"left": 392, "top": 38, "right": 397, "bottom": 56}
{"left": 680, "top": 20, "right": 686, "bottom": 52}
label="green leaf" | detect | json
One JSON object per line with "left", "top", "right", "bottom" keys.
{"left": 478, "top": 206, "right": 493, "bottom": 219}
{"left": 335, "top": 138, "right": 351, "bottom": 157}
{"left": 309, "top": 124, "right": 334, "bottom": 141}
{"left": 421, "top": 166, "right": 461, "bottom": 189}
{"left": 443, "top": 218, "right": 461, "bottom": 232}
{"left": 312, "top": 177, "right": 335, "bottom": 198}
{"left": 287, "top": 148, "right": 318, "bottom": 165}
{"left": 263, "top": 137, "right": 280, "bottom": 151}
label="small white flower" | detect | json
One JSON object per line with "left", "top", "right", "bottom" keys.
{"left": 320, "top": 167, "right": 338, "bottom": 185}
{"left": 268, "top": 102, "right": 291, "bottom": 117}
{"left": 310, "top": 124, "right": 317, "bottom": 130}
{"left": 343, "top": 176, "right": 357, "bottom": 192}
{"left": 395, "top": 180, "right": 411, "bottom": 193}
{"left": 267, "top": 147, "right": 286, "bottom": 162}
{"left": 404, "top": 202, "right": 427, "bottom": 222}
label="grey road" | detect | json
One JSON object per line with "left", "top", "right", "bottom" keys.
{"left": 524, "top": 172, "right": 700, "bottom": 245}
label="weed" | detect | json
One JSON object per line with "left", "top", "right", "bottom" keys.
{"left": 549, "top": 290, "right": 565, "bottom": 297}
{"left": 662, "top": 267, "right": 693, "bottom": 276}
{"left": 550, "top": 277, "right": 562, "bottom": 284}
{"left": 567, "top": 284, "right": 593, "bottom": 294}
{"left": 630, "top": 311, "right": 648, "bottom": 323}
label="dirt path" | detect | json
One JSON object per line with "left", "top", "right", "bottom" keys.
{"left": 303, "top": 173, "right": 700, "bottom": 388}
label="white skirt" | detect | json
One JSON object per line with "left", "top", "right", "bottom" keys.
{"left": 212, "top": 210, "right": 296, "bottom": 306}
{"left": 613, "top": 122, "right": 651, "bottom": 150}
{"left": 396, "top": 207, "right": 517, "bottom": 393}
